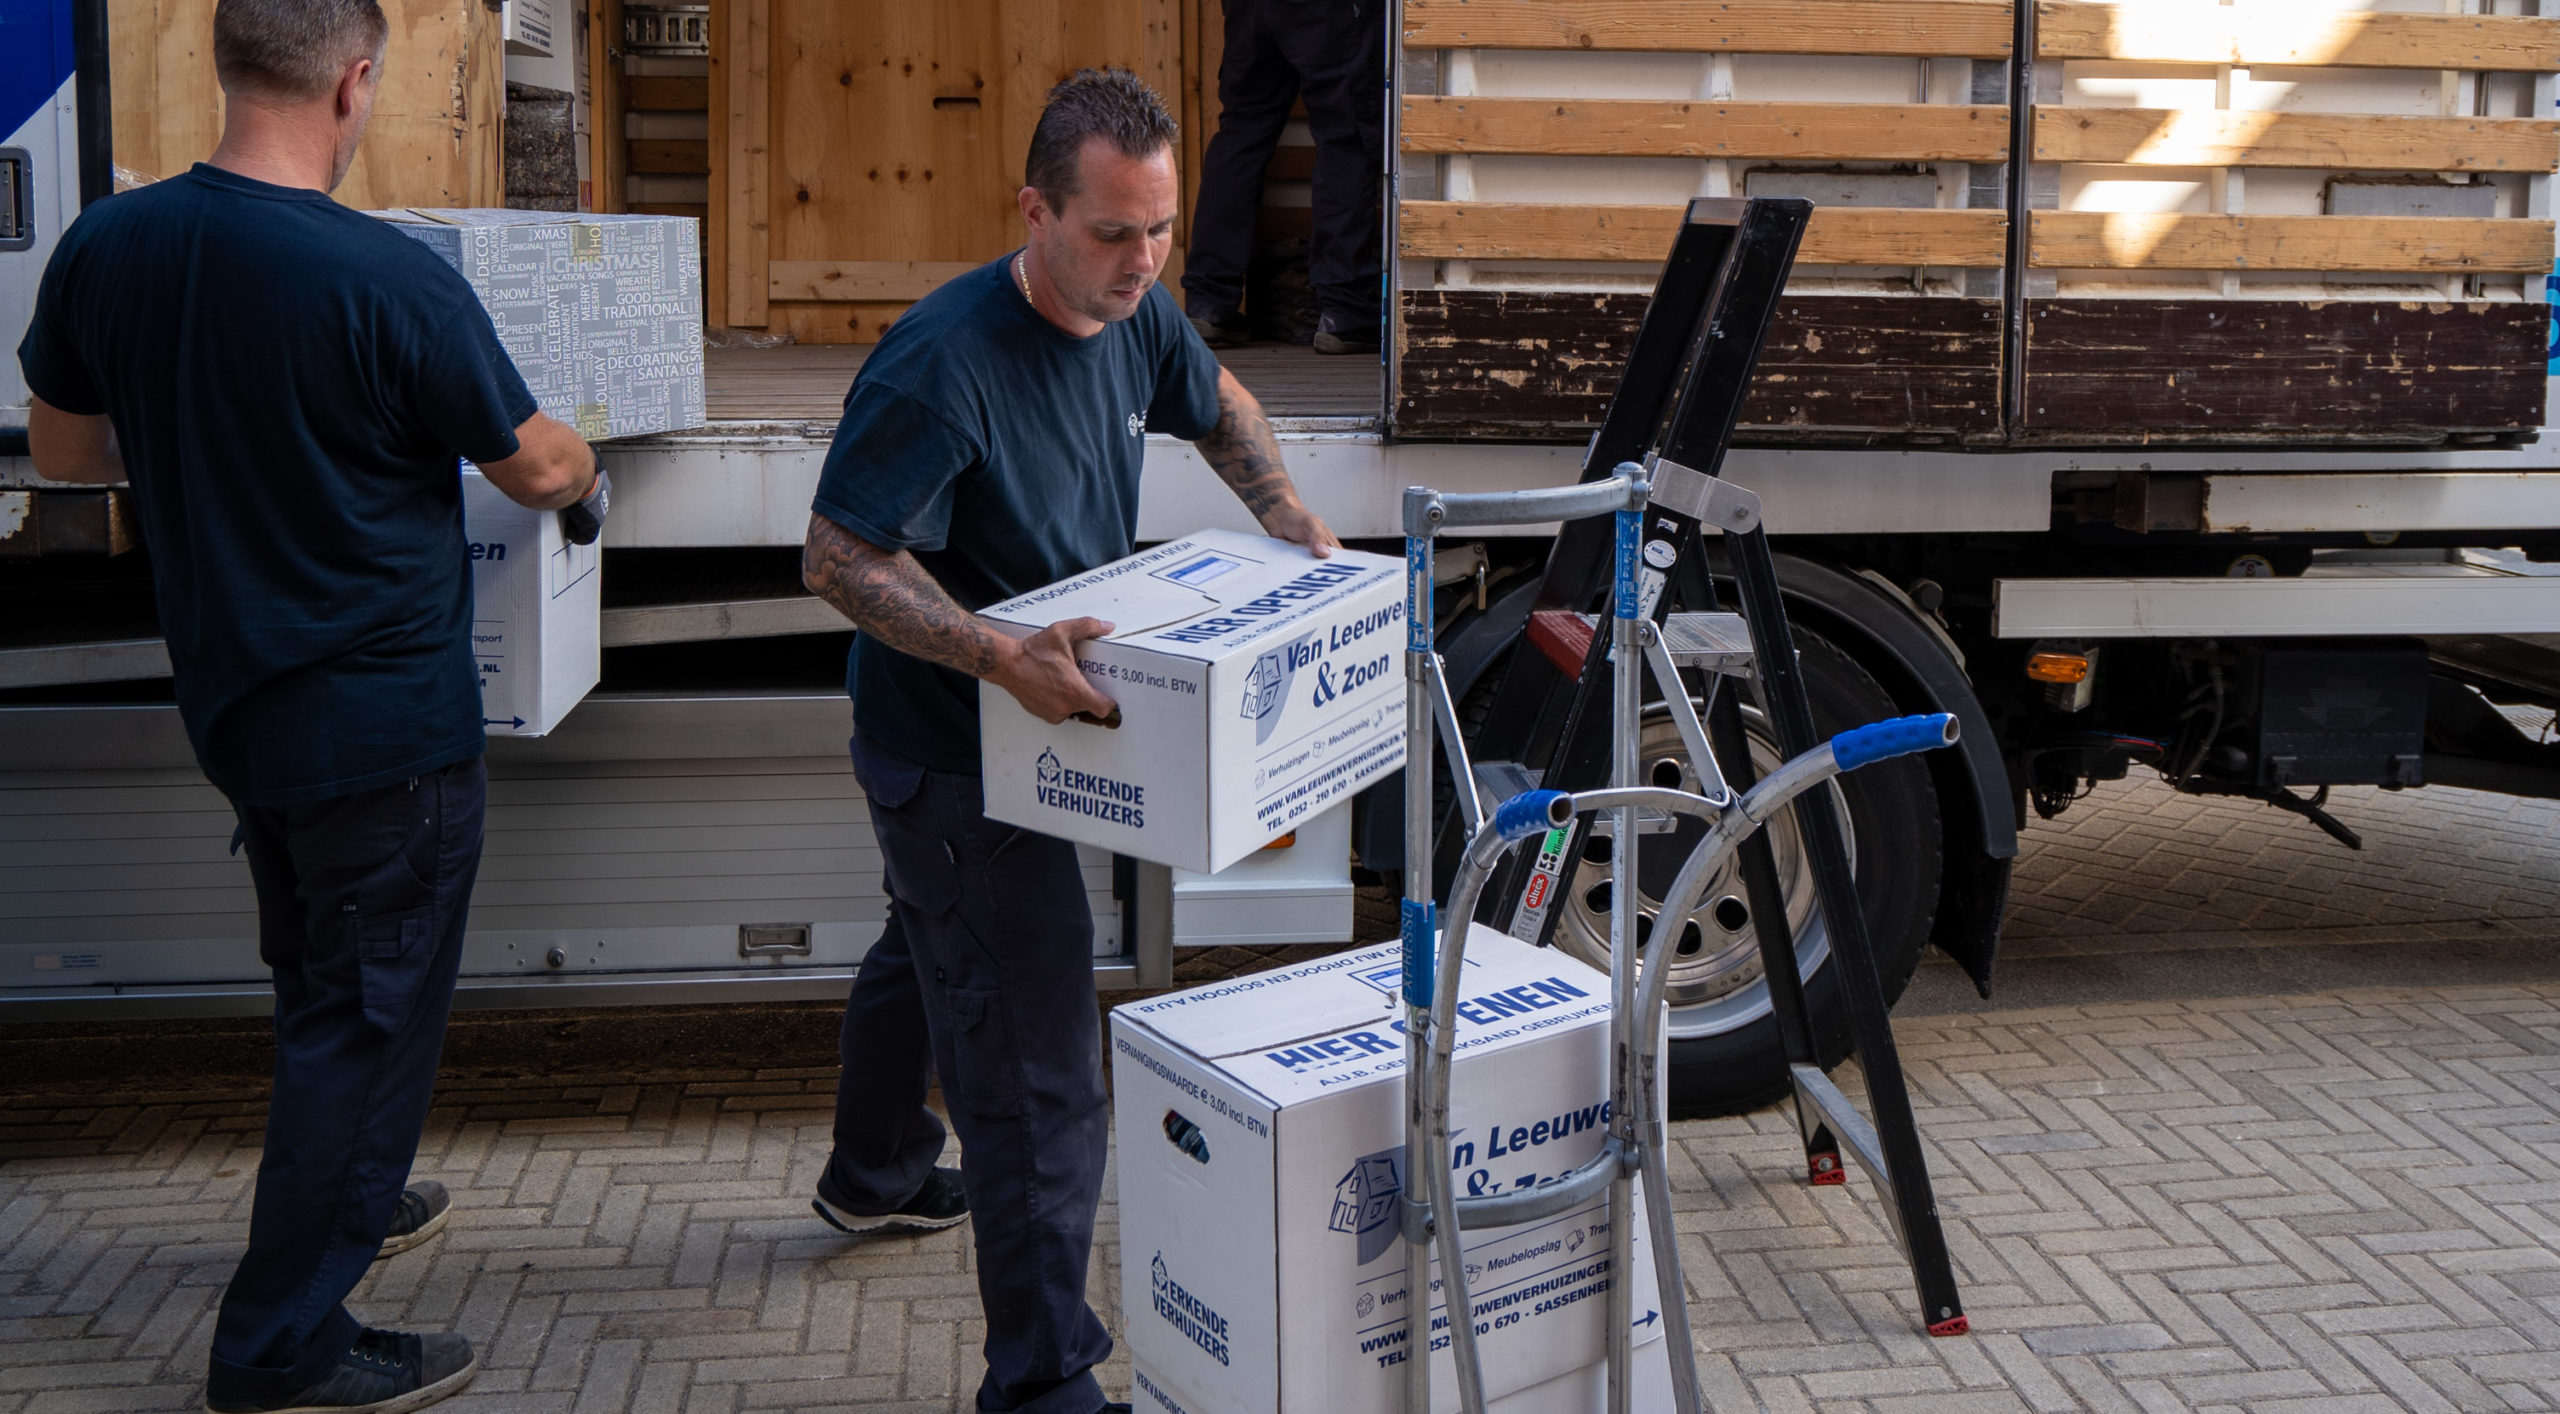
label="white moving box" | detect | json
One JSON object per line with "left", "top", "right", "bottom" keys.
{"left": 978, "top": 530, "right": 1407, "bottom": 873}
{"left": 1110, "top": 927, "right": 1666, "bottom": 1414}
{"left": 462, "top": 469, "right": 599, "bottom": 736}
{"left": 376, "top": 209, "right": 705, "bottom": 442}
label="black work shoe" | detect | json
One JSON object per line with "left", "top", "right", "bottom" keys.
{"left": 1312, "top": 311, "right": 1380, "bottom": 355}
{"left": 812, "top": 1165, "right": 969, "bottom": 1235}
{"left": 204, "top": 1327, "right": 477, "bottom": 1414}
{"left": 1188, "top": 306, "right": 1250, "bottom": 347}
{"left": 374, "top": 1181, "right": 450, "bottom": 1259}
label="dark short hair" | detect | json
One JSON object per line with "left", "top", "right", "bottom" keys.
{"left": 214, "top": 0, "right": 389, "bottom": 102}
{"left": 1024, "top": 68, "right": 1179, "bottom": 212}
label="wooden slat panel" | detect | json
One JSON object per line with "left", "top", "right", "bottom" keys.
{"left": 769, "top": 259, "right": 983, "bottom": 301}
{"left": 1403, "top": 0, "right": 2014, "bottom": 57}
{"left": 2031, "top": 211, "right": 2556, "bottom": 272}
{"left": 1402, "top": 97, "right": 2010, "bottom": 162}
{"left": 714, "top": 0, "right": 773, "bottom": 327}
{"left": 590, "top": 0, "right": 626, "bottom": 213}
{"left": 1398, "top": 201, "right": 2011, "bottom": 266}
{"left": 2022, "top": 300, "right": 2546, "bottom": 439}
{"left": 628, "top": 75, "right": 711, "bottom": 111}
{"left": 2034, "top": 106, "right": 2560, "bottom": 172}
{"left": 1397, "top": 291, "right": 2003, "bottom": 441}
{"left": 628, "top": 138, "right": 711, "bottom": 174}
{"left": 2037, "top": 2, "right": 2560, "bottom": 71}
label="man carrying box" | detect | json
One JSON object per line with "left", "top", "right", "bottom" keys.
{"left": 16, "top": 3, "right": 604, "bottom": 1411}
{"left": 798, "top": 68, "right": 1339, "bottom": 1414}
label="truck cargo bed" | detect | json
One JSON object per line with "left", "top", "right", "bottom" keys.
{"left": 706, "top": 341, "right": 1382, "bottom": 428}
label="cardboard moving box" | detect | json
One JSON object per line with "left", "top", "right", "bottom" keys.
{"left": 978, "top": 530, "right": 1408, "bottom": 873}
{"left": 1110, "top": 927, "right": 1666, "bottom": 1414}
{"left": 377, "top": 209, "right": 705, "bottom": 441}
{"left": 463, "top": 469, "right": 599, "bottom": 736}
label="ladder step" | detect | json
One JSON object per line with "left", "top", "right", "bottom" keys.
{"left": 1660, "top": 612, "right": 1755, "bottom": 675}
{"left": 1790, "top": 1063, "right": 1905, "bottom": 1250}
{"left": 1470, "top": 759, "right": 1544, "bottom": 811}
{"left": 1524, "top": 609, "right": 1594, "bottom": 677}
{"left": 1528, "top": 609, "right": 1754, "bottom": 682}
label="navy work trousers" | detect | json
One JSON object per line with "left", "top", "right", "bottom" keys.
{"left": 828, "top": 734, "right": 1112, "bottom": 1414}
{"left": 1181, "top": 0, "right": 1385, "bottom": 326}
{"left": 206, "top": 757, "right": 485, "bottom": 1405}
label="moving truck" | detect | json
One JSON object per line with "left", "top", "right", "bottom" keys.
{"left": 7, "top": 0, "right": 2559, "bottom": 1116}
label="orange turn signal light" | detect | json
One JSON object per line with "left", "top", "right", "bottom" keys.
{"left": 1261, "top": 831, "right": 1297, "bottom": 851}
{"left": 2025, "top": 652, "right": 2092, "bottom": 685}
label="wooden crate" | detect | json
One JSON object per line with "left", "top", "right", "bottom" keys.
{"left": 2020, "top": 0, "right": 2560, "bottom": 442}
{"left": 1393, "top": 0, "right": 2016, "bottom": 441}
{"left": 109, "top": 0, "right": 503, "bottom": 209}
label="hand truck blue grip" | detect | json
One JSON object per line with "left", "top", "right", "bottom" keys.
{"left": 1830, "top": 713, "right": 1959, "bottom": 774}
{"left": 1490, "top": 789, "right": 1574, "bottom": 843}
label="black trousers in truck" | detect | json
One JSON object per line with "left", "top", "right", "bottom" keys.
{"left": 1181, "top": 0, "right": 1384, "bottom": 332}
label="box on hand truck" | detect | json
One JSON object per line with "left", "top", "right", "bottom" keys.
{"left": 1111, "top": 926, "right": 1667, "bottom": 1414}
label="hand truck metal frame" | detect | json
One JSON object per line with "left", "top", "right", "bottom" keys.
{"left": 1396, "top": 468, "right": 1959, "bottom": 1414}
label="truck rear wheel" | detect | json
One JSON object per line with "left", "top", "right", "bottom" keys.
{"left": 1544, "top": 625, "right": 1943, "bottom": 1117}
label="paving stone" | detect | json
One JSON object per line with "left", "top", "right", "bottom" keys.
{"left": 7, "top": 780, "right": 2560, "bottom": 1410}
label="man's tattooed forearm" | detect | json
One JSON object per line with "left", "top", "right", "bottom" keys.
{"left": 1198, "top": 377, "right": 1293, "bottom": 519}
{"left": 801, "top": 514, "right": 1002, "bottom": 678}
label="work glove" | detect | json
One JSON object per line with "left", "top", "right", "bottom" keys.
{"left": 559, "top": 463, "right": 611, "bottom": 546}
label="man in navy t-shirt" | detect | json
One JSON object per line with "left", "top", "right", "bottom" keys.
{"left": 17, "top": 4, "right": 603, "bottom": 1411}
{"left": 799, "top": 69, "right": 1339, "bottom": 1414}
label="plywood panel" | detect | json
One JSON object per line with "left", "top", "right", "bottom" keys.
{"left": 1396, "top": 291, "right": 2003, "bottom": 441}
{"left": 2022, "top": 299, "right": 2546, "bottom": 439}
{"left": 753, "top": 1, "right": 1173, "bottom": 342}
{"left": 1398, "top": 201, "right": 2011, "bottom": 266}
{"left": 2033, "top": 107, "right": 2560, "bottom": 173}
{"left": 109, "top": 0, "right": 500, "bottom": 207}
{"left": 1403, "top": 0, "right": 2014, "bottom": 58}
{"left": 2037, "top": 2, "right": 2560, "bottom": 71}
{"left": 769, "top": 259, "right": 981, "bottom": 300}
{"left": 1402, "top": 97, "right": 2010, "bottom": 162}
{"left": 2030, "top": 211, "right": 2555, "bottom": 272}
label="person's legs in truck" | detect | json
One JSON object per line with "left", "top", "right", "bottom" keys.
{"left": 1277, "top": 0, "right": 1386, "bottom": 353}
{"left": 1183, "top": 0, "right": 1301, "bottom": 343}
{"left": 207, "top": 759, "right": 485, "bottom": 1413}
{"left": 831, "top": 734, "right": 1113, "bottom": 1414}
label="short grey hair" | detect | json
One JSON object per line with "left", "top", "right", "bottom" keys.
{"left": 214, "top": 0, "right": 389, "bottom": 102}
{"left": 1024, "top": 68, "right": 1179, "bottom": 212}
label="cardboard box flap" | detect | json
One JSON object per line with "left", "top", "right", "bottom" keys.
{"left": 1124, "top": 962, "right": 1399, "bottom": 1061}
{"left": 373, "top": 208, "right": 631, "bottom": 228}
{"left": 981, "top": 574, "right": 1223, "bottom": 642}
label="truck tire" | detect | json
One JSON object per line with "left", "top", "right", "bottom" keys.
{"left": 1542, "top": 624, "right": 1943, "bottom": 1117}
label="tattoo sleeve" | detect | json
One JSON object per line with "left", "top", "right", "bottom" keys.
{"left": 801, "top": 513, "right": 1007, "bottom": 679}
{"left": 1194, "top": 370, "right": 1298, "bottom": 521}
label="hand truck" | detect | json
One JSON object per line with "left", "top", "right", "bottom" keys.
{"left": 1395, "top": 197, "right": 1974, "bottom": 1414}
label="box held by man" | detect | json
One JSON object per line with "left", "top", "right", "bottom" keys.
{"left": 376, "top": 209, "right": 705, "bottom": 441}
{"left": 978, "top": 529, "right": 1407, "bottom": 873}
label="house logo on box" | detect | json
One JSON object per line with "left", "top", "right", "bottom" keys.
{"left": 1036, "top": 748, "right": 1063, "bottom": 787}
{"left": 1241, "top": 652, "right": 1287, "bottom": 724}
{"left": 1149, "top": 1252, "right": 1233, "bottom": 1367}
{"left": 1330, "top": 1149, "right": 1403, "bottom": 1266}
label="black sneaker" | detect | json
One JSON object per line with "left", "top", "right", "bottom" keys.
{"left": 1312, "top": 311, "right": 1380, "bottom": 355}
{"left": 812, "top": 1165, "right": 969, "bottom": 1235}
{"left": 1188, "top": 306, "right": 1251, "bottom": 348}
{"left": 204, "top": 1327, "right": 477, "bottom": 1414}
{"left": 374, "top": 1182, "right": 450, "bottom": 1259}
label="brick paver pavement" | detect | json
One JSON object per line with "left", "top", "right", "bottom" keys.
{"left": 6, "top": 778, "right": 2560, "bottom": 1413}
